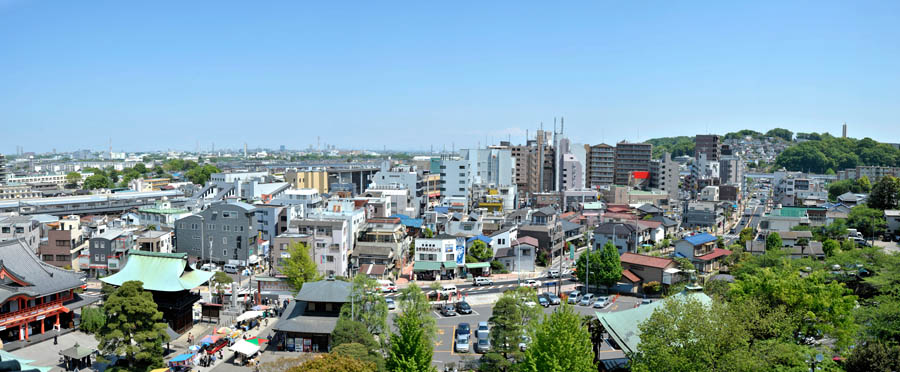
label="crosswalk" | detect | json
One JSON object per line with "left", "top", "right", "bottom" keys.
{"left": 382, "top": 283, "right": 523, "bottom": 298}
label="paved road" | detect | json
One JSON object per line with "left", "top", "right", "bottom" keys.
{"left": 384, "top": 275, "right": 580, "bottom": 298}
{"left": 428, "top": 297, "right": 642, "bottom": 369}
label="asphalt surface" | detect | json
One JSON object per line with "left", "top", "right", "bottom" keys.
{"left": 427, "top": 297, "right": 642, "bottom": 369}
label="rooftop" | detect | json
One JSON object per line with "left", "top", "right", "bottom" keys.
{"left": 620, "top": 252, "right": 673, "bottom": 269}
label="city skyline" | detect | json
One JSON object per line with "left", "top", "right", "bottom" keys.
{"left": 3, "top": 1, "right": 899, "bottom": 153}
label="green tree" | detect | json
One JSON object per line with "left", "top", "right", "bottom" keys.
{"left": 84, "top": 174, "right": 112, "bottom": 189}
{"left": 857, "top": 175, "right": 872, "bottom": 193}
{"left": 185, "top": 164, "right": 221, "bottom": 185}
{"left": 80, "top": 306, "right": 106, "bottom": 333}
{"left": 483, "top": 296, "right": 526, "bottom": 371}
{"left": 340, "top": 275, "right": 388, "bottom": 336}
{"left": 423, "top": 227, "right": 433, "bottom": 238}
{"left": 386, "top": 284, "right": 435, "bottom": 372}
{"left": 766, "top": 128, "right": 793, "bottom": 141}
{"left": 65, "top": 171, "right": 82, "bottom": 187}
{"left": 765, "top": 232, "right": 782, "bottom": 251}
{"left": 822, "top": 239, "right": 839, "bottom": 257}
{"left": 738, "top": 227, "right": 754, "bottom": 246}
{"left": 522, "top": 305, "right": 596, "bottom": 372}
{"left": 331, "top": 343, "right": 384, "bottom": 371}
{"left": 596, "top": 241, "right": 623, "bottom": 288}
{"left": 289, "top": 351, "right": 376, "bottom": 372}
{"left": 282, "top": 242, "right": 320, "bottom": 292}
{"left": 844, "top": 341, "right": 900, "bottom": 372}
{"left": 848, "top": 205, "right": 887, "bottom": 238}
{"left": 728, "top": 268, "right": 857, "bottom": 346}
{"left": 467, "top": 240, "right": 492, "bottom": 262}
{"left": 868, "top": 175, "right": 900, "bottom": 210}
{"left": 823, "top": 219, "right": 849, "bottom": 240}
{"left": 210, "top": 271, "right": 233, "bottom": 303}
{"left": 96, "top": 281, "right": 167, "bottom": 372}
{"left": 133, "top": 163, "right": 147, "bottom": 174}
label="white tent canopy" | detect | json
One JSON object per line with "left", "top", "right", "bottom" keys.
{"left": 229, "top": 340, "right": 260, "bottom": 356}
{"left": 235, "top": 311, "right": 263, "bottom": 322}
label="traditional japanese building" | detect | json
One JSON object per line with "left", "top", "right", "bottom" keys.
{"left": 100, "top": 251, "right": 213, "bottom": 333}
{"left": 0, "top": 239, "right": 89, "bottom": 345}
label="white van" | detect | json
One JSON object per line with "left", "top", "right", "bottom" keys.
{"left": 200, "top": 263, "right": 217, "bottom": 271}
{"left": 223, "top": 264, "right": 239, "bottom": 274}
{"left": 377, "top": 280, "right": 397, "bottom": 293}
{"left": 474, "top": 277, "right": 493, "bottom": 286}
{"left": 439, "top": 284, "right": 458, "bottom": 297}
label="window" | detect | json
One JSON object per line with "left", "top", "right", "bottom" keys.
{"left": 208, "top": 224, "right": 215, "bottom": 230}
{"left": 42, "top": 255, "right": 53, "bottom": 261}
{"left": 14, "top": 227, "right": 24, "bottom": 234}
{"left": 223, "top": 249, "right": 227, "bottom": 256}
{"left": 223, "top": 237, "right": 227, "bottom": 245}
{"left": 224, "top": 225, "right": 230, "bottom": 231}
{"left": 326, "top": 255, "right": 334, "bottom": 263}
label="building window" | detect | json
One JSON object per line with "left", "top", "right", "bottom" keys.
{"left": 223, "top": 249, "right": 227, "bottom": 256}
{"left": 326, "top": 255, "right": 334, "bottom": 263}
{"left": 223, "top": 237, "right": 227, "bottom": 245}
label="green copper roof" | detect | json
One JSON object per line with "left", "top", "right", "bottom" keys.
{"left": 100, "top": 250, "right": 214, "bottom": 292}
{"left": 413, "top": 261, "right": 442, "bottom": 271}
{"left": 597, "top": 292, "right": 712, "bottom": 355}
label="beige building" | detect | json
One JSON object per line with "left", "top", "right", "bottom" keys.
{"left": 285, "top": 169, "right": 329, "bottom": 193}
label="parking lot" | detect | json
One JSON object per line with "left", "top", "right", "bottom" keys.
{"left": 427, "top": 295, "right": 642, "bottom": 369}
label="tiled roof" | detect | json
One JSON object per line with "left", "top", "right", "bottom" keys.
{"left": 620, "top": 252, "right": 673, "bottom": 269}
{"left": 696, "top": 248, "right": 732, "bottom": 261}
{"left": 683, "top": 233, "right": 717, "bottom": 246}
{"left": 621, "top": 269, "right": 641, "bottom": 283}
{"left": 512, "top": 236, "right": 540, "bottom": 247}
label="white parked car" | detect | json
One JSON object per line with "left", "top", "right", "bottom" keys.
{"left": 524, "top": 279, "right": 541, "bottom": 288}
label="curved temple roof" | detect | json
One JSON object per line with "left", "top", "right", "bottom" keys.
{"left": 101, "top": 251, "right": 213, "bottom": 292}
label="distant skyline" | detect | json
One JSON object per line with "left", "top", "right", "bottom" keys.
{"left": 2, "top": 1, "right": 899, "bottom": 154}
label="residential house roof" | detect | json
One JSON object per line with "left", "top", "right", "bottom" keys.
{"left": 534, "top": 207, "right": 557, "bottom": 216}
{"left": 619, "top": 252, "right": 673, "bottom": 269}
{"left": 466, "top": 235, "right": 492, "bottom": 245}
{"left": 696, "top": 248, "right": 732, "bottom": 261}
{"left": 560, "top": 219, "right": 583, "bottom": 233}
{"left": 389, "top": 214, "right": 424, "bottom": 229}
{"left": 294, "top": 279, "right": 350, "bottom": 303}
{"left": 648, "top": 215, "right": 679, "bottom": 228}
{"left": 837, "top": 192, "right": 866, "bottom": 203}
{"left": 682, "top": 233, "right": 717, "bottom": 246}
{"left": 559, "top": 211, "right": 577, "bottom": 220}
{"left": 494, "top": 248, "right": 513, "bottom": 258}
{"left": 885, "top": 210, "right": 900, "bottom": 217}
{"left": 637, "top": 204, "right": 663, "bottom": 214}
{"left": 594, "top": 222, "right": 639, "bottom": 236}
{"left": 635, "top": 220, "right": 662, "bottom": 230}
{"left": 512, "top": 236, "right": 540, "bottom": 247}
{"left": 603, "top": 212, "right": 638, "bottom": 221}
{"left": 775, "top": 230, "right": 813, "bottom": 240}
{"left": 621, "top": 269, "right": 640, "bottom": 283}
{"left": 606, "top": 205, "right": 631, "bottom": 213}
{"left": 272, "top": 300, "right": 339, "bottom": 335}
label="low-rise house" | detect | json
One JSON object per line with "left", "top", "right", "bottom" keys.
{"left": 495, "top": 236, "right": 537, "bottom": 273}
{"left": 273, "top": 279, "right": 350, "bottom": 352}
{"left": 0, "top": 215, "right": 41, "bottom": 252}
{"left": 124, "top": 199, "right": 192, "bottom": 229}
{"left": 774, "top": 230, "right": 813, "bottom": 247}
{"left": 593, "top": 222, "right": 649, "bottom": 255}
{"left": 683, "top": 201, "right": 724, "bottom": 233}
{"left": 837, "top": 192, "right": 867, "bottom": 207}
{"left": 290, "top": 218, "right": 351, "bottom": 277}
{"left": 270, "top": 233, "right": 313, "bottom": 276}
{"left": 353, "top": 217, "right": 410, "bottom": 275}
{"left": 38, "top": 215, "right": 87, "bottom": 268}
{"left": 136, "top": 230, "right": 173, "bottom": 253}
{"left": 618, "top": 252, "right": 682, "bottom": 293}
{"left": 561, "top": 219, "right": 585, "bottom": 244}
{"left": 746, "top": 240, "right": 825, "bottom": 259}
{"left": 648, "top": 215, "right": 679, "bottom": 237}
{"left": 674, "top": 233, "right": 730, "bottom": 274}
{"left": 759, "top": 207, "right": 810, "bottom": 233}
{"left": 85, "top": 229, "right": 135, "bottom": 277}
{"left": 518, "top": 207, "right": 564, "bottom": 257}
{"left": 413, "top": 234, "right": 463, "bottom": 280}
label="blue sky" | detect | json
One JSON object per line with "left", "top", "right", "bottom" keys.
{"left": 2, "top": 1, "right": 899, "bottom": 153}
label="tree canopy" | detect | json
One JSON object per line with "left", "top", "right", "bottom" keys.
{"left": 96, "top": 281, "right": 167, "bottom": 372}
{"left": 386, "top": 284, "right": 435, "bottom": 372}
{"left": 282, "top": 241, "right": 320, "bottom": 292}
{"left": 467, "top": 240, "right": 493, "bottom": 262}
{"left": 765, "top": 232, "right": 782, "bottom": 251}
{"left": 848, "top": 205, "right": 887, "bottom": 238}
{"left": 522, "top": 305, "right": 596, "bottom": 372}
{"left": 575, "top": 241, "right": 623, "bottom": 289}
{"left": 776, "top": 134, "right": 900, "bottom": 173}
{"left": 868, "top": 175, "right": 900, "bottom": 210}
{"left": 645, "top": 136, "right": 694, "bottom": 159}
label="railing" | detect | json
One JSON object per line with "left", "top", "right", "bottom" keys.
{"left": 0, "top": 299, "right": 66, "bottom": 325}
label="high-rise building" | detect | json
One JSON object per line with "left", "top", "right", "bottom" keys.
{"left": 842, "top": 122, "right": 847, "bottom": 138}
{"left": 694, "top": 134, "right": 721, "bottom": 162}
{"left": 0, "top": 154, "right": 7, "bottom": 185}
{"left": 650, "top": 152, "right": 679, "bottom": 200}
{"left": 613, "top": 141, "right": 652, "bottom": 186}
{"left": 720, "top": 154, "right": 744, "bottom": 186}
{"left": 585, "top": 144, "right": 615, "bottom": 188}
{"left": 505, "top": 130, "right": 554, "bottom": 203}
{"left": 561, "top": 153, "right": 583, "bottom": 191}
{"left": 439, "top": 157, "right": 471, "bottom": 199}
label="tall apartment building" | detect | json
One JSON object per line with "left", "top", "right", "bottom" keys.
{"left": 694, "top": 134, "right": 721, "bottom": 162}
{"left": 836, "top": 166, "right": 900, "bottom": 182}
{"left": 650, "top": 152, "right": 679, "bottom": 200}
{"left": 719, "top": 154, "right": 744, "bottom": 186}
{"left": 613, "top": 142, "right": 653, "bottom": 186}
{"left": 585, "top": 144, "right": 615, "bottom": 188}
{"left": 561, "top": 153, "right": 583, "bottom": 191}
{"left": 174, "top": 200, "right": 259, "bottom": 266}
{"left": 461, "top": 148, "right": 515, "bottom": 188}
{"left": 439, "top": 157, "right": 471, "bottom": 199}
{"left": 0, "top": 154, "right": 7, "bottom": 185}
{"left": 370, "top": 164, "right": 423, "bottom": 217}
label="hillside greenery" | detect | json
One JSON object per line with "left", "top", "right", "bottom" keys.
{"left": 775, "top": 133, "right": 900, "bottom": 174}
{"left": 646, "top": 136, "right": 694, "bottom": 159}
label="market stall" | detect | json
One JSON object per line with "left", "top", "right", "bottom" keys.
{"left": 228, "top": 339, "right": 260, "bottom": 366}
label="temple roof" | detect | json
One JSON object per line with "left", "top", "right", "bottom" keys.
{"left": 100, "top": 251, "right": 213, "bottom": 292}
{"left": 0, "top": 239, "right": 84, "bottom": 303}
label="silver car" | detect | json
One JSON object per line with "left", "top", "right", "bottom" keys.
{"left": 578, "top": 293, "right": 595, "bottom": 306}
{"left": 455, "top": 334, "right": 470, "bottom": 353}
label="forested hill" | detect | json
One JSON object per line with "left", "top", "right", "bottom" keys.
{"left": 775, "top": 134, "right": 900, "bottom": 174}
{"left": 646, "top": 128, "right": 793, "bottom": 159}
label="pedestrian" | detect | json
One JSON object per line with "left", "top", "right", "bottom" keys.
{"left": 187, "top": 332, "right": 193, "bottom": 344}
